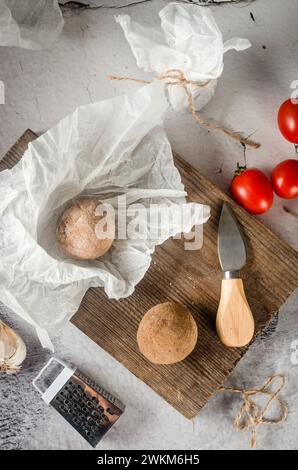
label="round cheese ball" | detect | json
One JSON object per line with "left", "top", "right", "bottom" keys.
{"left": 56, "top": 198, "right": 114, "bottom": 260}
{"left": 137, "top": 302, "right": 198, "bottom": 365}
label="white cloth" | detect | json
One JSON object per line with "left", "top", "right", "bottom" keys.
{"left": 116, "top": 2, "right": 251, "bottom": 111}
{"left": 0, "top": 0, "right": 64, "bottom": 49}
{"left": 0, "top": 83, "right": 210, "bottom": 349}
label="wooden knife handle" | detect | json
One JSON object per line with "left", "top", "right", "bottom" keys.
{"left": 216, "top": 278, "right": 255, "bottom": 348}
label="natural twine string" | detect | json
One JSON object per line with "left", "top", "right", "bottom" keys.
{"left": 0, "top": 361, "right": 20, "bottom": 373}
{"left": 219, "top": 374, "right": 288, "bottom": 449}
{"left": 108, "top": 69, "right": 261, "bottom": 149}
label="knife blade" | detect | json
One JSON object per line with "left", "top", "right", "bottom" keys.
{"left": 216, "top": 202, "right": 255, "bottom": 348}
{"left": 218, "top": 202, "right": 247, "bottom": 278}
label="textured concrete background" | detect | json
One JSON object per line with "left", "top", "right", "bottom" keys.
{"left": 0, "top": 0, "right": 298, "bottom": 450}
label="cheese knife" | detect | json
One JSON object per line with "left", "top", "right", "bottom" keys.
{"left": 216, "top": 202, "right": 255, "bottom": 348}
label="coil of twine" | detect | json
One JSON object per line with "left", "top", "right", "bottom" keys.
{"left": 108, "top": 69, "right": 261, "bottom": 150}
{"left": 219, "top": 374, "right": 288, "bottom": 449}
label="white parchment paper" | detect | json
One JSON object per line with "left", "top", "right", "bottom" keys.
{"left": 116, "top": 2, "right": 251, "bottom": 111}
{"left": 0, "top": 0, "right": 64, "bottom": 49}
{"left": 0, "top": 83, "right": 210, "bottom": 349}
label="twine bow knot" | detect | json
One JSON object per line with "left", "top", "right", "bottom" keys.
{"left": 155, "top": 69, "right": 206, "bottom": 88}
{"left": 108, "top": 68, "right": 260, "bottom": 149}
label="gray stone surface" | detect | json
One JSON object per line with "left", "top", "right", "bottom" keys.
{"left": 0, "top": 0, "right": 298, "bottom": 450}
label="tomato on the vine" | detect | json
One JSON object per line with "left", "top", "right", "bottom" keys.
{"left": 278, "top": 99, "right": 298, "bottom": 144}
{"left": 230, "top": 168, "right": 274, "bottom": 215}
{"left": 271, "top": 159, "right": 298, "bottom": 199}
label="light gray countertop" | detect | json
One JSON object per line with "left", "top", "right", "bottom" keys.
{"left": 0, "top": 0, "right": 298, "bottom": 450}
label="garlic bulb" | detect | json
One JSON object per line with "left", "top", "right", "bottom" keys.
{"left": 0, "top": 320, "right": 26, "bottom": 373}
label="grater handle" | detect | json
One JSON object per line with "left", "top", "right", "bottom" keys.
{"left": 33, "top": 357, "right": 74, "bottom": 402}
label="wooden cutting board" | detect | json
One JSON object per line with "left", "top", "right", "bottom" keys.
{"left": 2, "top": 129, "right": 298, "bottom": 419}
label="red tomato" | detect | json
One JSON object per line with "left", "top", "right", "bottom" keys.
{"left": 271, "top": 159, "right": 298, "bottom": 199}
{"left": 278, "top": 99, "right": 298, "bottom": 144}
{"left": 230, "top": 168, "right": 274, "bottom": 215}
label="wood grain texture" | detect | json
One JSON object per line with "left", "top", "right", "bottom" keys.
{"left": 2, "top": 130, "right": 298, "bottom": 419}
{"left": 216, "top": 279, "right": 255, "bottom": 348}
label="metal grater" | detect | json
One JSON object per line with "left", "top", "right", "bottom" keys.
{"left": 33, "top": 357, "right": 125, "bottom": 448}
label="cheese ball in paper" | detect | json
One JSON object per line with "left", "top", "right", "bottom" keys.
{"left": 137, "top": 302, "right": 198, "bottom": 364}
{"left": 56, "top": 198, "right": 114, "bottom": 260}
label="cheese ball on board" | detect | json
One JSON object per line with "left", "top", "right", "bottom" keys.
{"left": 137, "top": 302, "right": 198, "bottom": 365}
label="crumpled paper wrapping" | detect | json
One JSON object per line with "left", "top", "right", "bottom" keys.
{"left": 0, "top": 83, "right": 210, "bottom": 350}
{"left": 0, "top": 0, "right": 64, "bottom": 49}
{"left": 116, "top": 2, "right": 251, "bottom": 111}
